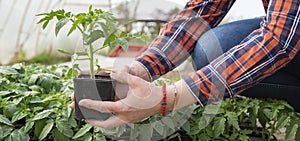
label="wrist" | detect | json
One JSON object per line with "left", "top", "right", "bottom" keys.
{"left": 129, "top": 62, "right": 151, "bottom": 81}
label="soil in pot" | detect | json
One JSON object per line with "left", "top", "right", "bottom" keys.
{"left": 74, "top": 74, "right": 115, "bottom": 120}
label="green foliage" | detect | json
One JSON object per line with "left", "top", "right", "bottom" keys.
{"left": 0, "top": 63, "right": 107, "bottom": 140}
{"left": 183, "top": 96, "right": 300, "bottom": 140}
{"left": 37, "top": 6, "right": 149, "bottom": 78}
{"left": 0, "top": 64, "right": 300, "bottom": 140}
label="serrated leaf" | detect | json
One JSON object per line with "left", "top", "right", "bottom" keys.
{"left": 85, "top": 30, "right": 104, "bottom": 45}
{"left": 198, "top": 115, "right": 213, "bottom": 130}
{"left": 285, "top": 123, "right": 298, "bottom": 140}
{"left": 226, "top": 112, "right": 240, "bottom": 130}
{"left": 72, "top": 124, "right": 92, "bottom": 139}
{"left": 182, "top": 121, "right": 190, "bottom": 133}
{"left": 117, "top": 38, "right": 128, "bottom": 51}
{"left": 32, "top": 109, "right": 53, "bottom": 121}
{"left": 212, "top": 117, "right": 226, "bottom": 138}
{"left": 203, "top": 103, "right": 221, "bottom": 115}
{"left": 276, "top": 114, "right": 289, "bottom": 130}
{"left": 0, "top": 115, "right": 13, "bottom": 126}
{"left": 161, "top": 117, "right": 175, "bottom": 130}
{"left": 39, "top": 119, "right": 54, "bottom": 140}
{"left": 55, "top": 18, "right": 70, "bottom": 36}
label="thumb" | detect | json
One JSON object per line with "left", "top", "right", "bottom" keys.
{"left": 111, "top": 67, "right": 144, "bottom": 87}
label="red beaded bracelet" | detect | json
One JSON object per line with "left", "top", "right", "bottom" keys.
{"left": 161, "top": 82, "right": 167, "bottom": 116}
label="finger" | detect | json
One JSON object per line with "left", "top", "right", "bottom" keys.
{"left": 86, "top": 116, "right": 125, "bottom": 129}
{"left": 111, "top": 71, "right": 144, "bottom": 87}
{"left": 69, "top": 101, "right": 75, "bottom": 109}
{"left": 78, "top": 99, "right": 128, "bottom": 113}
{"left": 71, "top": 94, "right": 75, "bottom": 101}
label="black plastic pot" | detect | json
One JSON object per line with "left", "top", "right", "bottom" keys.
{"left": 74, "top": 74, "right": 115, "bottom": 120}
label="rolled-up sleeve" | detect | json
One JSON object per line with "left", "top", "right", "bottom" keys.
{"left": 136, "top": 0, "right": 236, "bottom": 81}
{"left": 184, "top": 0, "right": 300, "bottom": 106}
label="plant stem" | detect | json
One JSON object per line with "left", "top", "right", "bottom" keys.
{"left": 163, "top": 126, "right": 167, "bottom": 141}
{"left": 89, "top": 44, "right": 94, "bottom": 79}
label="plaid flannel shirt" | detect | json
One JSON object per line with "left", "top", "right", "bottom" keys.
{"left": 136, "top": 0, "right": 300, "bottom": 106}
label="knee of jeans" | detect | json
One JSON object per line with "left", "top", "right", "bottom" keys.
{"left": 192, "top": 30, "right": 223, "bottom": 70}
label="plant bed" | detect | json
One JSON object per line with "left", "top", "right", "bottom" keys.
{"left": 74, "top": 74, "right": 115, "bottom": 120}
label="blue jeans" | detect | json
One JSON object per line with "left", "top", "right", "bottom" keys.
{"left": 192, "top": 18, "right": 300, "bottom": 112}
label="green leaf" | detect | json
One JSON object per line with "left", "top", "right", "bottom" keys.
{"left": 198, "top": 133, "right": 210, "bottom": 141}
{"left": 140, "top": 124, "right": 152, "bottom": 141}
{"left": 296, "top": 127, "right": 300, "bottom": 141}
{"left": 53, "top": 128, "right": 70, "bottom": 141}
{"left": 22, "top": 120, "right": 34, "bottom": 133}
{"left": 276, "top": 114, "right": 289, "bottom": 130}
{"left": 0, "top": 126, "right": 13, "bottom": 139}
{"left": 152, "top": 121, "right": 164, "bottom": 135}
{"left": 75, "top": 51, "right": 89, "bottom": 56}
{"left": 0, "top": 127, "right": 3, "bottom": 139}
{"left": 263, "top": 109, "right": 274, "bottom": 120}
{"left": 12, "top": 111, "right": 28, "bottom": 123}
{"left": 93, "top": 134, "right": 106, "bottom": 141}
{"left": 34, "top": 119, "right": 46, "bottom": 139}
{"left": 56, "top": 121, "right": 73, "bottom": 138}
{"left": 0, "top": 115, "right": 13, "bottom": 126}
{"left": 181, "top": 121, "right": 190, "bottom": 133}
{"left": 0, "top": 91, "right": 11, "bottom": 96}
{"left": 32, "top": 109, "right": 53, "bottom": 121}
{"left": 10, "top": 130, "right": 30, "bottom": 141}
{"left": 58, "top": 49, "right": 72, "bottom": 56}
{"left": 203, "top": 103, "right": 221, "bottom": 115}
{"left": 0, "top": 67, "right": 18, "bottom": 75}
{"left": 226, "top": 112, "right": 240, "bottom": 130}
{"left": 85, "top": 30, "right": 104, "bottom": 45}
{"left": 198, "top": 115, "right": 213, "bottom": 130}
{"left": 72, "top": 124, "right": 92, "bottom": 139}
{"left": 116, "top": 38, "right": 128, "bottom": 51}
{"left": 212, "top": 117, "right": 226, "bottom": 138}
{"left": 78, "top": 133, "right": 92, "bottom": 141}
{"left": 285, "top": 123, "right": 298, "bottom": 140}
{"left": 67, "top": 19, "right": 80, "bottom": 36}
{"left": 162, "top": 117, "right": 175, "bottom": 130}
{"left": 28, "top": 74, "right": 39, "bottom": 85}
{"left": 39, "top": 119, "right": 54, "bottom": 140}
{"left": 55, "top": 18, "right": 70, "bottom": 36}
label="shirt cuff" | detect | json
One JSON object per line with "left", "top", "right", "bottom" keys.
{"left": 183, "top": 74, "right": 206, "bottom": 107}
{"left": 136, "top": 47, "right": 173, "bottom": 81}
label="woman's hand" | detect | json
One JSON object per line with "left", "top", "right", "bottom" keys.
{"left": 75, "top": 66, "right": 163, "bottom": 129}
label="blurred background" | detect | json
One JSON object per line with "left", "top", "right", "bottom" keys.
{"left": 0, "top": 0, "right": 265, "bottom": 65}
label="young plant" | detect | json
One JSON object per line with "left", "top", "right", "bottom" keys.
{"left": 37, "top": 5, "right": 148, "bottom": 78}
